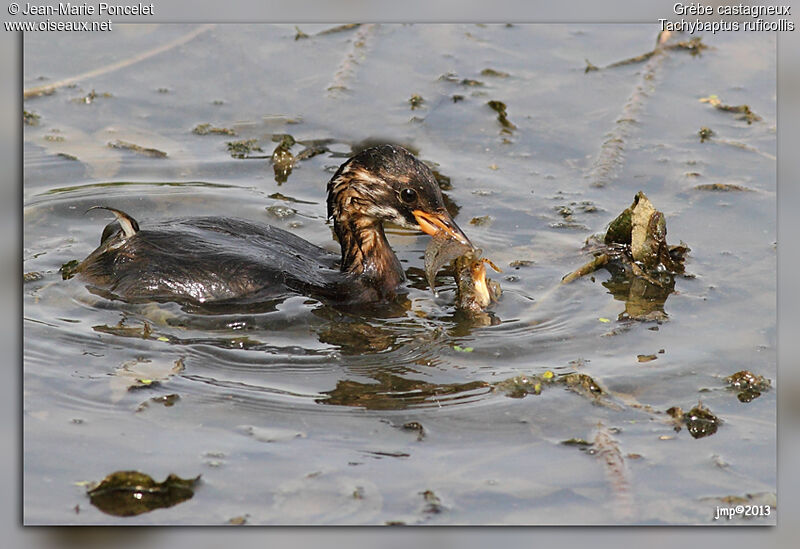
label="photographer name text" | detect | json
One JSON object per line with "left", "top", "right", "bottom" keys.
{"left": 19, "top": 2, "right": 153, "bottom": 15}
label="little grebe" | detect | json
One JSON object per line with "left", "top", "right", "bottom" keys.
{"left": 77, "top": 144, "right": 472, "bottom": 305}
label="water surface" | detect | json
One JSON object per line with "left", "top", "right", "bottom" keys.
{"left": 23, "top": 24, "right": 776, "bottom": 524}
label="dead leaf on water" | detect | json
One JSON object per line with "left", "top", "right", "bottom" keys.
{"left": 666, "top": 402, "right": 721, "bottom": 439}
{"left": 693, "top": 183, "right": 753, "bottom": 192}
{"left": 562, "top": 192, "right": 689, "bottom": 321}
{"left": 192, "top": 123, "right": 236, "bottom": 136}
{"left": 108, "top": 139, "right": 167, "bottom": 158}
{"left": 700, "top": 94, "right": 761, "bottom": 124}
{"left": 87, "top": 470, "right": 200, "bottom": 517}
{"left": 726, "top": 370, "right": 771, "bottom": 402}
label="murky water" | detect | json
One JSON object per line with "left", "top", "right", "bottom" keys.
{"left": 23, "top": 24, "right": 776, "bottom": 524}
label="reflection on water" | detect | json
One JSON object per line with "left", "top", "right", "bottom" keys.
{"left": 23, "top": 24, "right": 776, "bottom": 525}
{"left": 602, "top": 265, "right": 676, "bottom": 322}
{"left": 318, "top": 372, "right": 490, "bottom": 410}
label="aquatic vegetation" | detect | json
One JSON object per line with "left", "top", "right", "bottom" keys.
{"left": 700, "top": 94, "right": 762, "bottom": 124}
{"left": 667, "top": 403, "right": 721, "bottom": 439}
{"left": 480, "top": 68, "right": 510, "bottom": 78}
{"left": 563, "top": 192, "right": 689, "bottom": 321}
{"left": 487, "top": 100, "right": 516, "bottom": 133}
{"left": 24, "top": 271, "right": 44, "bottom": 283}
{"left": 693, "top": 183, "right": 753, "bottom": 192}
{"left": 409, "top": 94, "right": 424, "bottom": 110}
{"left": 107, "top": 139, "right": 167, "bottom": 158}
{"left": 401, "top": 421, "right": 425, "bottom": 441}
{"left": 726, "top": 370, "right": 771, "bottom": 402}
{"left": 23, "top": 110, "right": 40, "bottom": 126}
{"left": 87, "top": 471, "right": 200, "bottom": 517}
{"left": 226, "top": 138, "right": 263, "bottom": 158}
{"left": 316, "top": 23, "right": 361, "bottom": 36}
{"left": 192, "top": 123, "right": 236, "bottom": 136}
{"left": 469, "top": 215, "right": 492, "bottom": 226}
{"left": 72, "top": 89, "right": 112, "bottom": 104}
{"left": 293, "top": 26, "right": 309, "bottom": 40}
{"left": 493, "top": 370, "right": 617, "bottom": 407}
{"left": 136, "top": 393, "right": 180, "bottom": 412}
{"left": 585, "top": 35, "right": 708, "bottom": 72}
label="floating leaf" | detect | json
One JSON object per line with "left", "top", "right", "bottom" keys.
{"left": 192, "top": 123, "right": 236, "bottom": 136}
{"left": 726, "top": 370, "right": 770, "bottom": 402}
{"left": 700, "top": 94, "right": 761, "bottom": 124}
{"left": 667, "top": 403, "right": 721, "bottom": 439}
{"left": 480, "top": 68, "right": 510, "bottom": 78}
{"left": 136, "top": 394, "right": 180, "bottom": 412}
{"left": 107, "top": 139, "right": 167, "bottom": 158}
{"left": 561, "top": 438, "right": 593, "bottom": 446}
{"left": 694, "top": 183, "right": 752, "bottom": 192}
{"left": 469, "top": 215, "right": 492, "bottom": 226}
{"left": 23, "top": 110, "right": 41, "bottom": 126}
{"left": 72, "top": 89, "right": 112, "bottom": 104}
{"left": 87, "top": 470, "right": 200, "bottom": 517}
{"left": 564, "top": 192, "right": 689, "bottom": 320}
{"left": 487, "top": 100, "right": 516, "bottom": 132}
{"left": 683, "top": 404, "right": 721, "bottom": 439}
{"left": 226, "top": 138, "right": 263, "bottom": 159}
{"left": 24, "top": 271, "right": 44, "bottom": 283}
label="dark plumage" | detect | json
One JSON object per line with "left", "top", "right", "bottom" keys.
{"left": 77, "top": 145, "right": 471, "bottom": 306}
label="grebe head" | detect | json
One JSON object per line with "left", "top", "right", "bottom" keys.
{"left": 327, "top": 144, "right": 471, "bottom": 245}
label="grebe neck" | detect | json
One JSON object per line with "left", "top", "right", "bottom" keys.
{"left": 334, "top": 215, "right": 405, "bottom": 293}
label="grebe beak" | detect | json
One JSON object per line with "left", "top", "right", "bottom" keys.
{"left": 412, "top": 209, "right": 472, "bottom": 246}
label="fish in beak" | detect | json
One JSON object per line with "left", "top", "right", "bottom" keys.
{"left": 412, "top": 209, "right": 472, "bottom": 246}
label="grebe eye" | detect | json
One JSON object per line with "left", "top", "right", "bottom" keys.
{"left": 400, "top": 188, "right": 418, "bottom": 203}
